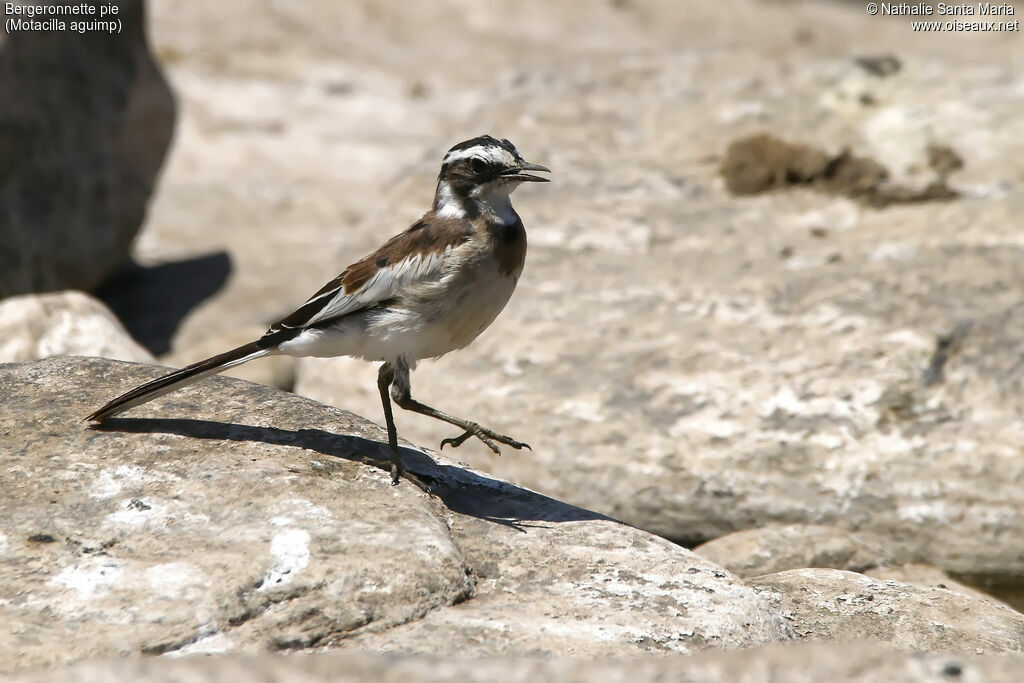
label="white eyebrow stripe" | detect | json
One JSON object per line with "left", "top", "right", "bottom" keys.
{"left": 443, "top": 146, "right": 489, "bottom": 163}
{"left": 443, "top": 145, "right": 514, "bottom": 165}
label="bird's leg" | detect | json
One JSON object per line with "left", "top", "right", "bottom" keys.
{"left": 389, "top": 359, "right": 530, "bottom": 453}
{"left": 376, "top": 362, "right": 403, "bottom": 484}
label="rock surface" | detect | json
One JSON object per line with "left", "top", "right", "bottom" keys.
{"left": 73, "top": 1, "right": 1024, "bottom": 582}
{"left": 864, "top": 564, "right": 1011, "bottom": 608}
{"left": 12, "top": 2, "right": 1023, "bottom": 674}
{"left": 0, "top": 357, "right": 791, "bottom": 673}
{"left": 160, "top": 0, "right": 1024, "bottom": 583}
{"left": 0, "top": 0, "right": 175, "bottom": 297}
{"left": 7, "top": 642, "right": 1024, "bottom": 683}
{"left": 0, "top": 291, "right": 154, "bottom": 364}
{"left": 749, "top": 569, "right": 1024, "bottom": 656}
{"left": 692, "top": 524, "right": 896, "bottom": 579}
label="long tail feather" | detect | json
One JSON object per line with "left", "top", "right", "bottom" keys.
{"left": 85, "top": 342, "right": 270, "bottom": 422}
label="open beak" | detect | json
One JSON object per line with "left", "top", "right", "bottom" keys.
{"left": 502, "top": 161, "right": 551, "bottom": 183}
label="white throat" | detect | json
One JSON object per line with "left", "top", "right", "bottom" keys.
{"left": 435, "top": 179, "right": 521, "bottom": 225}
{"left": 472, "top": 182, "right": 519, "bottom": 225}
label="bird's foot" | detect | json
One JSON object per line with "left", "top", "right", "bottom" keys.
{"left": 363, "top": 450, "right": 438, "bottom": 492}
{"left": 360, "top": 453, "right": 403, "bottom": 485}
{"left": 440, "top": 422, "right": 531, "bottom": 454}
{"left": 386, "top": 445, "right": 405, "bottom": 486}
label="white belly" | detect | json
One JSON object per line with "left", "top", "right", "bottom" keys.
{"left": 278, "top": 255, "right": 519, "bottom": 363}
{"left": 371, "top": 261, "right": 519, "bottom": 361}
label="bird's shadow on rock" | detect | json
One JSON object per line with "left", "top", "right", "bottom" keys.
{"left": 96, "top": 252, "right": 232, "bottom": 357}
{"left": 93, "top": 417, "right": 612, "bottom": 531}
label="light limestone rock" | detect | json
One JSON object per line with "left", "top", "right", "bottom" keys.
{"left": 0, "top": 357, "right": 791, "bottom": 673}
{"left": 693, "top": 525, "right": 896, "bottom": 578}
{"left": 0, "top": 291, "right": 154, "bottom": 364}
{"left": 126, "top": 0, "right": 1024, "bottom": 584}
{"left": 7, "top": 642, "right": 1024, "bottom": 683}
{"left": 864, "top": 564, "right": 1010, "bottom": 608}
{"left": 750, "top": 569, "right": 1024, "bottom": 656}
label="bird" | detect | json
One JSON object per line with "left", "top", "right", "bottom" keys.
{"left": 87, "top": 135, "right": 550, "bottom": 484}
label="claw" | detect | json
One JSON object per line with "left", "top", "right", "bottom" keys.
{"left": 439, "top": 424, "right": 529, "bottom": 454}
{"left": 385, "top": 445, "right": 403, "bottom": 485}
{"left": 440, "top": 430, "right": 473, "bottom": 450}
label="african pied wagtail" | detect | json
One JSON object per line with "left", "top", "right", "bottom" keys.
{"left": 87, "top": 135, "right": 550, "bottom": 484}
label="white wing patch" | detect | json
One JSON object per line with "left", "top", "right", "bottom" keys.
{"left": 300, "top": 248, "right": 454, "bottom": 328}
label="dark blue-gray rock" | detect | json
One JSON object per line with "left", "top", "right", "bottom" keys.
{"left": 0, "top": 0, "right": 175, "bottom": 297}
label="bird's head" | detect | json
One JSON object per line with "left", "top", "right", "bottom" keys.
{"left": 434, "top": 135, "right": 550, "bottom": 220}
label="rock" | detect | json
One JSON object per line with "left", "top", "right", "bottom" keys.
{"left": 693, "top": 524, "right": 896, "bottom": 578}
{"left": 0, "top": 0, "right": 175, "bottom": 297}
{"left": 749, "top": 569, "right": 1024, "bottom": 656}
{"left": 122, "top": 0, "right": 1024, "bottom": 586}
{"left": 864, "top": 564, "right": 1009, "bottom": 608}
{"left": 7, "top": 642, "right": 1024, "bottom": 683}
{"left": 719, "top": 134, "right": 832, "bottom": 195}
{"left": 0, "top": 357, "right": 791, "bottom": 673}
{"left": 161, "top": 325, "right": 297, "bottom": 391}
{"left": 718, "top": 133, "right": 957, "bottom": 206}
{"left": 334, "top": 510, "right": 792, "bottom": 658}
{"left": 271, "top": 1, "right": 1024, "bottom": 589}
{"left": 0, "top": 291, "right": 154, "bottom": 364}
{"left": 3, "top": 359, "right": 471, "bottom": 672}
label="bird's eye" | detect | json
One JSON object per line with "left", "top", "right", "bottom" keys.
{"left": 469, "top": 158, "right": 487, "bottom": 175}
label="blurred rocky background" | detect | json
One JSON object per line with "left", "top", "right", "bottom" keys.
{"left": 4, "top": 0, "right": 1024, "bottom": 679}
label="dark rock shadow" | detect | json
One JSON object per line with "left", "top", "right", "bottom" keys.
{"left": 0, "top": 0, "right": 177, "bottom": 297}
{"left": 96, "top": 252, "right": 232, "bottom": 356}
{"left": 92, "top": 417, "right": 611, "bottom": 529}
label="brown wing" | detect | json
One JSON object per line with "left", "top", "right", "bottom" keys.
{"left": 268, "top": 215, "right": 472, "bottom": 332}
